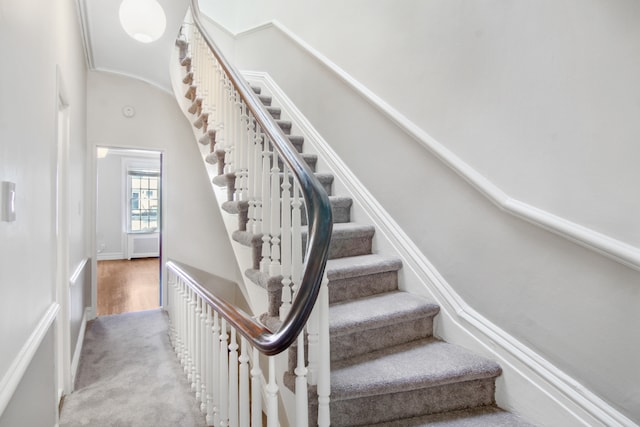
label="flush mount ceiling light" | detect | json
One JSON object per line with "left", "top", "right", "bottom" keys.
{"left": 119, "top": 0, "right": 166, "bottom": 43}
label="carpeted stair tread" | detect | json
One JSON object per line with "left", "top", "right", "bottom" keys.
{"left": 266, "top": 106, "right": 281, "bottom": 119}
{"left": 250, "top": 84, "right": 261, "bottom": 94}
{"left": 369, "top": 406, "right": 536, "bottom": 427}
{"left": 329, "top": 291, "right": 439, "bottom": 337}
{"left": 258, "top": 94, "right": 272, "bottom": 106}
{"left": 276, "top": 119, "right": 292, "bottom": 134}
{"left": 330, "top": 338, "right": 502, "bottom": 400}
{"left": 325, "top": 254, "right": 402, "bottom": 280}
{"left": 288, "top": 135, "right": 304, "bottom": 152}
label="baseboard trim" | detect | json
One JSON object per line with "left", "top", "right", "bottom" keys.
{"left": 70, "top": 307, "right": 91, "bottom": 389}
{"left": 0, "top": 302, "right": 60, "bottom": 416}
{"left": 246, "top": 71, "right": 637, "bottom": 427}
{"left": 96, "top": 252, "right": 124, "bottom": 261}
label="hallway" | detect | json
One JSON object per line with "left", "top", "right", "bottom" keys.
{"left": 59, "top": 309, "right": 206, "bottom": 427}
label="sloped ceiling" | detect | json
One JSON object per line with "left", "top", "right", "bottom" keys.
{"left": 77, "top": 0, "right": 189, "bottom": 92}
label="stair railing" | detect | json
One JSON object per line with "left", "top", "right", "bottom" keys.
{"left": 167, "top": 1, "right": 333, "bottom": 426}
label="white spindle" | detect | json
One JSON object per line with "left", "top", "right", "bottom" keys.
{"left": 251, "top": 348, "right": 263, "bottom": 427}
{"left": 280, "top": 163, "right": 293, "bottom": 319}
{"left": 194, "top": 296, "right": 202, "bottom": 399}
{"left": 266, "top": 357, "right": 279, "bottom": 427}
{"left": 317, "top": 275, "right": 331, "bottom": 427}
{"left": 228, "top": 328, "right": 239, "bottom": 427}
{"left": 295, "top": 333, "right": 309, "bottom": 427}
{"left": 219, "top": 319, "right": 229, "bottom": 427}
{"left": 190, "top": 290, "right": 197, "bottom": 391}
{"left": 291, "top": 180, "right": 303, "bottom": 300}
{"left": 211, "top": 312, "right": 221, "bottom": 426}
{"left": 269, "top": 151, "right": 281, "bottom": 277}
{"left": 205, "top": 306, "right": 214, "bottom": 422}
{"left": 200, "top": 298, "right": 207, "bottom": 410}
{"left": 239, "top": 338, "right": 250, "bottom": 427}
{"left": 260, "top": 143, "right": 272, "bottom": 272}
{"left": 307, "top": 302, "right": 319, "bottom": 386}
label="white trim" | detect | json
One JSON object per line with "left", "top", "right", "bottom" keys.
{"left": 74, "top": 0, "right": 95, "bottom": 69}
{"left": 70, "top": 307, "right": 91, "bottom": 388}
{"left": 0, "top": 303, "right": 60, "bottom": 416}
{"left": 231, "top": 20, "right": 640, "bottom": 272}
{"left": 69, "top": 258, "right": 88, "bottom": 287}
{"left": 96, "top": 251, "right": 125, "bottom": 261}
{"left": 246, "top": 71, "right": 638, "bottom": 427}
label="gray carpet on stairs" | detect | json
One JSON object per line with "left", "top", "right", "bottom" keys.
{"left": 59, "top": 309, "right": 206, "bottom": 427}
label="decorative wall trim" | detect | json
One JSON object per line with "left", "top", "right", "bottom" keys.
{"left": 70, "top": 307, "right": 90, "bottom": 388}
{"left": 69, "top": 258, "right": 89, "bottom": 287}
{"left": 74, "top": 0, "right": 95, "bottom": 69}
{"left": 230, "top": 20, "right": 640, "bottom": 272}
{"left": 245, "top": 71, "right": 637, "bottom": 427}
{"left": 0, "top": 303, "right": 60, "bottom": 416}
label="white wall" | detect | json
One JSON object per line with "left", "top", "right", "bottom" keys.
{"left": 199, "top": 1, "right": 640, "bottom": 423}
{"left": 87, "top": 71, "right": 243, "bottom": 296}
{"left": 0, "top": 0, "right": 87, "bottom": 423}
{"left": 206, "top": 0, "right": 640, "bottom": 248}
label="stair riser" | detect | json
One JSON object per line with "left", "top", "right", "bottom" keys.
{"left": 330, "top": 316, "right": 434, "bottom": 363}
{"left": 278, "top": 155, "right": 316, "bottom": 171}
{"left": 287, "top": 315, "right": 435, "bottom": 371}
{"left": 323, "top": 378, "right": 497, "bottom": 427}
{"left": 329, "top": 271, "right": 398, "bottom": 304}
{"left": 302, "top": 203, "right": 350, "bottom": 225}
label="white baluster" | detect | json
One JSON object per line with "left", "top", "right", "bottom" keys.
{"left": 194, "top": 296, "right": 202, "bottom": 399}
{"left": 239, "top": 338, "right": 250, "bottom": 427}
{"left": 269, "top": 151, "right": 281, "bottom": 278}
{"left": 211, "top": 312, "right": 221, "bottom": 426}
{"left": 205, "top": 306, "right": 213, "bottom": 419}
{"left": 200, "top": 299, "right": 208, "bottom": 410}
{"left": 260, "top": 143, "right": 272, "bottom": 273}
{"left": 280, "top": 163, "right": 292, "bottom": 319}
{"left": 246, "top": 113, "right": 257, "bottom": 232}
{"left": 317, "top": 274, "right": 331, "bottom": 427}
{"left": 291, "top": 180, "right": 303, "bottom": 302}
{"left": 186, "top": 288, "right": 194, "bottom": 381}
{"left": 307, "top": 301, "right": 319, "bottom": 386}
{"left": 252, "top": 132, "right": 264, "bottom": 237}
{"left": 251, "top": 348, "right": 263, "bottom": 427}
{"left": 190, "top": 290, "right": 197, "bottom": 391}
{"left": 219, "top": 319, "right": 229, "bottom": 427}
{"left": 228, "top": 328, "right": 239, "bottom": 427}
{"left": 295, "top": 333, "right": 309, "bottom": 427}
{"left": 266, "top": 357, "right": 279, "bottom": 427}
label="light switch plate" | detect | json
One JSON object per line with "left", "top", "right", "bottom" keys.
{"left": 2, "top": 181, "right": 16, "bottom": 222}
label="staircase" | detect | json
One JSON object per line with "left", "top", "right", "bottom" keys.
{"left": 177, "top": 43, "right": 535, "bottom": 423}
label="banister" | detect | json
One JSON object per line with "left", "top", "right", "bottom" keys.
{"left": 179, "top": 0, "right": 333, "bottom": 356}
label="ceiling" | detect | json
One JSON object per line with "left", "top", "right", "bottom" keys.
{"left": 77, "top": 0, "right": 190, "bottom": 92}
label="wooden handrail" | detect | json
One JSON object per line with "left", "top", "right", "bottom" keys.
{"left": 179, "top": 0, "right": 333, "bottom": 356}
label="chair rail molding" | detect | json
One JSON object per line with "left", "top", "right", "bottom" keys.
{"left": 243, "top": 70, "right": 638, "bottom": 427}
{"left": 0, "top": 302, "right": 60, "bottom": 415}
{"left": 200, "top": 13, "right": 640, "bottom": 273}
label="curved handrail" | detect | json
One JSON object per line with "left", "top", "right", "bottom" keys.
{"left": 183, "top": 0, "right": 333, "bottom": 356}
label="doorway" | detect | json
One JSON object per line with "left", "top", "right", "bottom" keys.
{"left": 95, "top": 147, "right": 162, "bottom": 316}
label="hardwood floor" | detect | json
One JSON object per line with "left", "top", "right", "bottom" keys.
{"left": 97, "top": 258, "right": 160, "bottom": 316}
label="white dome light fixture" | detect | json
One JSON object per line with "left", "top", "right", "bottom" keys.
{"left": 119, "top": 0, "right": 167, "bottom": 43}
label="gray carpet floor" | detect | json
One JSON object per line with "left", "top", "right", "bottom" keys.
{"left": 59, "top": 309, "right": 207, "bottom": 427}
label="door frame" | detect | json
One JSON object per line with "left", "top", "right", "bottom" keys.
{"left": 91, "top": 146, "right": 165, "bottom": 316}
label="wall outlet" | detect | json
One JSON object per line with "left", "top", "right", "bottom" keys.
{"left": 1, "top": 181, "right": 16, "bottom": 222}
